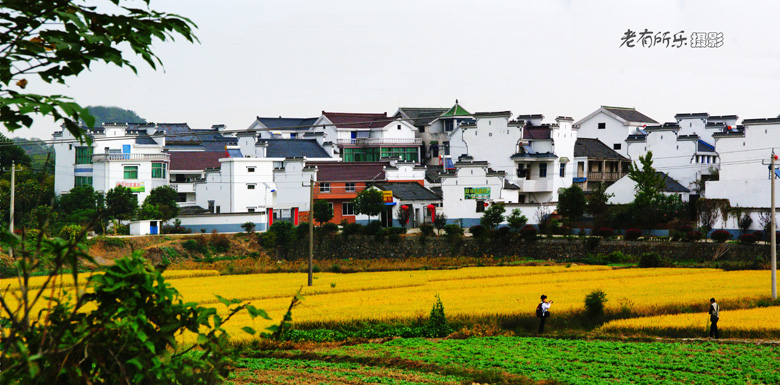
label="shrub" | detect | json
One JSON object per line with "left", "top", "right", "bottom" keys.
{"left": 443, "top": 224, "right": 464, "bottom": 237}
{"left": 386, "top": 227, "right": 407, "bottom": 235}
{"left": 319, "top": 222, "right": 339, "bottom": 235}
{"left": 241, "top": 221, "right": 256, "bottom": 233}
{"left": 209, "top": 233, "right": 231, "bottom": 253}
{"left": 363, "top": 221, "right": 383, "bottom": 236}
{"left": 426, "top": 295, "right": 451, "bottom": 338}
{"left": 686, "top": 230, "right": 702, "bottom": 241}
{"left": 295, "top": 222, "right": 310, "bottom": 240}
{"left": 739, "top": 233, "right": 758, "bottom": 245}
{"left": 710, "top": 229, "right": 731, "bottom": 243}
{"left": 182, "top": 239, "right": 208, "bottom": 254}
{"left": 679, "top": 224, "right": 693, "bottom": 234}
{"left": 753, "top": 230, "right": 765, "bottom": 241}
{"left": 419, "top": 223, "right": 435, "bottom": 237}
{"left": 114, "top": 223, "right": 130, "bottom": 235}
{"left": 624, "top": 228, "right": 642, "bottom": 241}
{"left": 494, "top": 226, "right": 511, "bottom": 238}
{"left": 373, "top": 228, "right": 387, "bottom": 243}
{"left": 257, "top": 231, "right": 277, "bottom": 249}
{"left": 638, "top": 252, "right": 662, "bottom": 268}
{"left": 520, "top": 225, "right": 537, "bottom": 241}
{"left": 595, "top": 227, "right": 614, "bottom": 238}
{"left": 388, "top": 233, "right": 402, "bottom": 244}
{"left": 606, "top": 251, "right": 631, "bottom": 264}
{"left": 468, "top": 225, "right": 486, "bottom": 238}
{"left": 343, "top": 222, "right": 363, "bottom": 236}
{"left": 584, "top": 289, "right": 608, "bottom": 319}
{"left": 59, "top": 224, "right": 84, "bottom": 242}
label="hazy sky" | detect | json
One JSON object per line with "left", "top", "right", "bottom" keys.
{"left": 13, "top": 0, "right": 780, "bottom": 139}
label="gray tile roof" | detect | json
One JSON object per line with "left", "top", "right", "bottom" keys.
{"left": 395, "top": 108, "right": 449, "bottom": 127}
{"left": 603, "top": 107, "right": 658, "bottom": 124}
{"left": 255, "top": 117, "right": 318, "bottom": 130}
{"left": 658, "top": 172, "right": 690, "bottom": 193}
{"left": 134, "top": 135, "right": 157, "bottom": 145}
{"left": 262, "top": 139, "right": 331, "bottom": 158}
{"left": 574, "top": 138, "right": 627, "bottom": 160}
{"left": 697, "top": 140, "right": 716, "bottom": 153}
{"left": 374, "top": 182, "right": 441, "bottom": 201}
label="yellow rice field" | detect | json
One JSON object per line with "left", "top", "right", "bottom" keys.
{"left": 3, "top": 266, "right": 776, "bottom": 342}
{"left": 600, "top": 306, "right": 780, "bottom": 338}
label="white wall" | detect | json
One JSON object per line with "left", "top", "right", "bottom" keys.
{"left": 385, "top": 163, "right": 426, "bottom": 181}
{"left": 576, "top": 112, "right": 635, "bottom": 157}
{"left": 440, "top": 164, "right": 508, "bottom": 226}
{"left": 449, "top": 115, "right": 523, "bottom": 177}
{"left": 626, "top": 131, "right": 714, "bottom": 191}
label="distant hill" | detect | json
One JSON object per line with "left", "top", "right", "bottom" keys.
{"left": 12, "top": 137, "right": 54, "bottom": 172}
{"left": 86, "top": 106, "right": 147, "bottom": 127}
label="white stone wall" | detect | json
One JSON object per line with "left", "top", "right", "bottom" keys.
{"left": 576, "top": 112, "right": 637, "bottom": 157}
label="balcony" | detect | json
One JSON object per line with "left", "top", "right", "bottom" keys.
{"left": 92, "top": 153, "right": 170, "bottom": 162}
{"left": 170, "top": 183, "right": 195, "bottom": 193}
{"left": 336, "top": 138, "right": 422, "bottom": 147}
{"left": 514, "top": 179, "right": 553, "bottom": 192}
{"left": 587, "top": 171, "right": 626, "bottom": 182}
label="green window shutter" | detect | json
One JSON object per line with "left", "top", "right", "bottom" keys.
{"left": 124, "top": 166, "right": 138, "bottom": 179}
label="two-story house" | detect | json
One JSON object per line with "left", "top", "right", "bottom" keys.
{"left": 575, "top": 106, "right": 658, "bottom": 157}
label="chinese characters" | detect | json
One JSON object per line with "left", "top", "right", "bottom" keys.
{"left": 619, "top": 29, "right": 723, "bottom": 48}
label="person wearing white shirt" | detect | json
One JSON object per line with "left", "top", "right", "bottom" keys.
{"left": 539, "top": 295, "right": 553, "bottom": 333}
{"left": 709, "top": 298, "right": 720, "bottom": 339}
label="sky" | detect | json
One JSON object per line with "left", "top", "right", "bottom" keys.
{"left": 12, "top": 0, "right": 780, "bottom": 139}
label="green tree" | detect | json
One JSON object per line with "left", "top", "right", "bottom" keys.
{"left": 586, "top": 182, "right": 614, "bottom": 227}
{"left": 105, "top": 185, "right": 138, "bottom": 221}
{"left": 0, "top": 132, "right": 31, "bottom": 168}
{"left": 55, "top": 185, "right": 101, "bottom": 227}
{"left": 506, "top": 209, "right": 528, "bottom": 232}
{"left": 480, "top": 203, "right": 506, "bottom": 230}
{"left": 433, "top": 212, "right": 448, "bottom": 235}
{"left": 628, "top": 152, "right": 666, "bottom": 200}
{"left": 141, "top": 186, "right": 179, "bottom": 225}
{"left": 352, "top": 188, "right": 386, "bottom": 222}
{"left": 312, "top": 199, "right": 334, "bottom": 226}
{"left": 397, "top": 205, "right": 412, "bottom": 228}
{"left": 0, "top": 168, "right": 54, "bottom": 228}
{"left": 557, "top": 185, "right": 586, "bottom": 221}
{"left": 86, "top": 105, "right": 147, "bottom": 126}
{"left": 0, "top": 0, "right": 197, "bottom": 139}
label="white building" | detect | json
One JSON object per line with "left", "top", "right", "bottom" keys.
{"left": 706, "top": 117, "right": 779, "bottom": 230}
{"left": 575, "top": 106, "right": 658, "bottom": 157}
{"left": 439, "top": 159, "right": 511, "bottom": 228}
{"left": 606, "top": 172, "right": 691, "bottom": 205}
{"left": 53, "top": 123, "right": 168, "bottom": 202}
{"left": 394, "top": 101, "right": 474, "bottom": 166}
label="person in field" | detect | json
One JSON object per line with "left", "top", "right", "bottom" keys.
{"left": 537, "top": 295, "right": 552, "bottom": 333}
{"left": 709, "top": 298, "right": 720, "bottom": 339}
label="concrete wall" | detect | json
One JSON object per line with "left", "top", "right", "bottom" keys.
{"left": 576, "top": 111, "right": 634, "bottom": 157}
{"left": 177, "top": 212, "right": 268, "bottom": 233}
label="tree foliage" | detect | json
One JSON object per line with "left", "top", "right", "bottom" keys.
{"left": 557, "top": 185, "right": 586, "bottom": 221}
{"left": 0, "top": 167, "right": 54, "bottom": 228}
{"left": 141, "top": 185, "right": 179, "bottom": 223}
{"left": 55, "top": 185, "right": 101, "bottom": 227}
{"left": 506, "top": 209, "right": 528, "bottom": 232}
{"left": 352, "top": 188, "right": 386, "bottom": 221}
{"left": 312, "top": 199, "right": 334, "bottom": 226}
{"left": 0, "top": 132, "right": 31, "bottom": 168}
{"left": 105, "top": 185, "right": 138, "bottom": 221}
{"left": 86, "top": 105, "right": 146, "bottom": 126}
{"left": 479, "top": 203, "right": 506, "bottom": 230}
{"left": 626, "top": 152, "right": 687, "bottom": 229}
{"left": 0, "top": 0, "right": 197, "bottom": 139}
{"left": 396, "top": 205, "right": 412, "bottom": 228}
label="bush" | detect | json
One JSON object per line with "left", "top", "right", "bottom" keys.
{"left": 419, "top": 223, "right": 435, "bottom": 237}
{"left": 638, "top": 252, "right": 662, "bottom": 268}
{"left": 257, "top": 231, "right": 277, "bottom": 249}
{"left": 584, "top": 289, "right": 608, "bottom": 319}
{"left": 468, "top": 225, "right": 486, "bottom": 238}
{"left": 373, "top": 228, "right": 387, "bottom": 243}
{"left": 520, "top": 225, "right": 537, "bottom": 241}
{"left": 443, "top": 224, "right": 464, "bottom": 237}
{"left": 209, "top": 232, "right": 231, "bottom": 253}
{"left": 687, "top": 230, "right": 702, "bottom": 241}
{"left": 739, "top": 233, "right": 758, "bottom": 245}
{"left": 624, "top": 228, "right": 642, "bottom": 241}
{"left": 678, "top": 224, "right": 693, "bottom": 234}
{"left": 426, "top": 295, "right": 451, "bottom": 338}
{"left": 114, "top": 223, "right": 130, "bottom": 235}
{"left": 753, "top": 231, "right": 765, "bottom": 241}
{"left": 59, "top": 224, "right": 84, "bottom": 242}
{"left": 319, "top": 222, "right": 339, "bottom": 235}
{"left": 342, "top": 222, "right": 363, "bottom": 236}
{"left": 295, "top": 222, "right": 310, "bottom": 240}
{"left": 386, "top": 227, "right": 407, "bottom": 235}
{"left": 363, "top": 221, "right": 383, "bottom": 236}
{"left": 494, "top": 226, "right": 512, "bottom": 238}
{"left": 388, "top": 233, "right": 402, "bottom": 244}
{"left": 241, "top": 221, "right": 256, "bottom": 233}
{"left": 710, "top": 229, "right": 731, "bottom": 243}
{"left": 182, "top": 239, "right": 208, "bottom": 254}
{"left": 595, "top": 227, "right": 614, "bottom": 238}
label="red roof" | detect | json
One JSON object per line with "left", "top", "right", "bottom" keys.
{"left": 311, "top": 161, "right": 388, "bottom": 182}
{"left": 169, "top": 151, "right": 223, "bottom": 171}
{"left": 322, "top": 111, "right": 390, "bottom": 129}
{"left": 523, "top": 127, "right": 552, "bottom": 140}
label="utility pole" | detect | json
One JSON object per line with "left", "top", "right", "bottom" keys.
{"left": 9, "top": 160, "right": 15, "bottom": 259}
{"left": 308, "top": 176, "right": 314, "bottom": 287}
{"left": 772, "top": 151, "right": 777, "bottom": 300}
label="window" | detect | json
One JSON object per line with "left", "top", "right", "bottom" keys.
{"left": 208, "top": 200, "right": 215, "bottom": 213}
{"left": 476, "top": 200, "right": 486, "bottom": 213}
{"left": 342, "top": 202, "right": 355, "bottom": 216}
{"left": 215, "top": 206, "right": 221, "bottom": 214}
{"left": 74, "top": 176, "right": 92, "bottom": 187}
{"left": 247, "top": 184, "right": 256, "bottom": 190}
{"left": 151, "top": 162, "right": 167, "bottom": 179}
{"left": 397, "top": 124, "right": 401, "bottom": 130}
{"left": 319, "top": 182, "right": 331, "bottom": 193}
{"left": 559, "top": 163, "right": 566, "bottom": 178}
{"left": 248, "top": 208, "right": 255, "bottom": 213}
{"left": 345, "top": 182, "right": 356, "bottom": 192}
{"left": 598, "top": 123, "right": 606, "bottom": 129}
{"left": 539, "top": 163, "right": 548, "bottom": 178}
{"left": 247, "top": 167, "right": 256, "bottom": 172}
{"left": 75, "top": 147, "right": 93, "bottom": 164}
{"left": 613, "top": 143, "right": 622, "bottom": 150}
{"left": 176, "top": 193, "right": 187, "bottom": 203}
{"left": 290, "top": 133, "right": 297, "bottom": 139}
{"left": 123, "top": 166, "right": 138, "bottom": 179}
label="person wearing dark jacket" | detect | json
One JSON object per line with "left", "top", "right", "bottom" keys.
{"left": 709, "top": 298, "right": 720, "bottom": 339}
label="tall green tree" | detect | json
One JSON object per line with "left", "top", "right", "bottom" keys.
{"left": 480, "top": 203, "right": 506, "bottom": 230}
{"left": 0, "top": 132, "right": 31, "bottom": 168}
{"left": 0, "top": 168, "right": 54, "bottom": 228}
{"left": 0, "top": 0, "right": 197, "bottom": 140}
{"left": 55, "top": 185, "right": 101, "bottom": 227}
{"left": 141, "top": 186, "right": 179, "bottom": 225}
{"left": 312, "top": 199, "right": 334, "bottom": 226}
{"left": 352, "top": 188, "right": 386, "bottom": 222}
{"left": 557, "top": 185, "right": 586, "bottom": 221}
{"left": 105, "top": 185, "right": 138, "bottom": 221}
{"left": 627, "top": 152, "right": 686, "bottom": 229}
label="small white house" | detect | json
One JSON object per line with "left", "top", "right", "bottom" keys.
{"left": 129, "top": 220, "right": 161, "bottom": 236}
{"left": 575, "top": 106, "right": 658, "bottom": 157}
{"left": 607, "top": 172, "right": 691, "bottom": 205}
